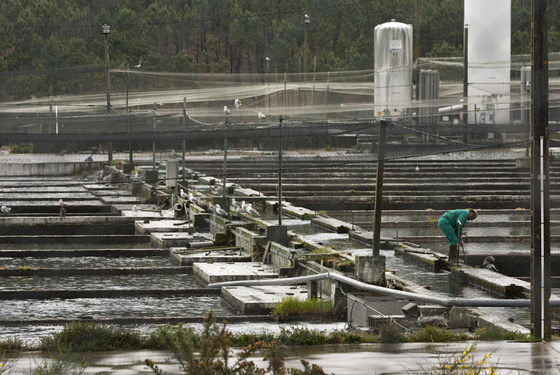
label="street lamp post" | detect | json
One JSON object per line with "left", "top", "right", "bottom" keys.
{"left": 126, "top": 56, "right": 133, "bottom": 164}
{"left": 304, "top": 14, "right": 310, "bottom": 74}
{"left": 266, "top": 57, "right": 271, "bottom": 108}
{"left": 152, "top": 102, "right": 161, "bottom": 171}
{"left": 102, "top": 24, "right": 111, "bottom": 112}
{"left": 102, "top": 24, "right": 113, "bottom": 162}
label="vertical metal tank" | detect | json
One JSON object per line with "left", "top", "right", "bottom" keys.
{"left": 418, "top": 69, "right": 440, "bottom": 124}
{"left": 374, "top": 19, "right": 414, "bottom": 118}
{"left": 465, "top": 0, "right": 511, "bottom": 125}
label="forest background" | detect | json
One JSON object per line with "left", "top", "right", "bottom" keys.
{"left": 0, "top": 0, "right": 558, "bottom": 101}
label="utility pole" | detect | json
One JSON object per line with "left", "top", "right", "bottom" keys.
{"left": 530, "top": 0, "right": 551, "bottom": 341}
{"left": 304, "top": 14, "right": 310, "bottom": 74}
{"left": 277, "top": 116, "right": 283, "bottom": 225}
{"left": 415, "top": 0, "right": 420, "bottom": 61}
{"left": 463, "top": 24, "right": 469, "bottom": 143}
{"left": 126, "top": 56, "right": 132, "bottom": 164}
{"left": 102, "top": 24, "right": 111, "bottom": 112}
{"left": 182, "top": 97, "right": 187, "bottom": 185}
{"left": 372, "top": 120, "right": 387, "bottom": 257}
{"left": 223, "top": 117, "right": 228, "bottom": 216}
{"left": 102, "top": 24, "right": 112, "bottom": 162}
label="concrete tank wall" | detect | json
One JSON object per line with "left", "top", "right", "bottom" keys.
{"left": 465, "top": 0, "right": 511, "bottom": 124}
{"left": 0, "top": 162, "right": 102, "bottom": 176}
{"left": 374, "top": 20, "right": 414, "bottom": 118}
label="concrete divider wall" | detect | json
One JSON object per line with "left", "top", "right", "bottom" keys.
{"left": 268, "top": 242, "right": 295, "bottom": 270}
{"left": 209, "top": 213, "right": 228, "bottom": 235}
{"left": 0, "top": 216, "right": 137, "bottom": 235}
{"left": 234, "top": 226, "right": 266, "bottom": 258}
{"left": 0, "top": 162, "right": 102, "bottom": 176}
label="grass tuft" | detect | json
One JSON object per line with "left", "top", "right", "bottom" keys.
{"left": 272, "top": 296, "right": 334, "bottom": 319}
{"left": 40, "top": 321, "right": 146, "bottom": 352}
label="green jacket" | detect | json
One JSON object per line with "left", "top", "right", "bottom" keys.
{"left": 441, "top": 209, "right": 470, "bottom": 235}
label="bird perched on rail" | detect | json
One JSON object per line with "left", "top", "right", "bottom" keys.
{"left": 223, "top": 106, "right": 232, "bottom": 115}
{"left": 180, "top": 188, "right": 189, "bottom": 200}
{"left": 231, "top": 198, "right": 242, "bottom": 209}
{"left": 244, "top": 203, "right": 260, "bottom": 217}
{"left": 1, "top": 205, "right": 11, "bottom": 213}
{"left": 214, "top": 204, "right": 228, "bottom": 217}
{"left": 232, "top": 199, "right": 245, "bottom": 214}
{"left": 188, "top": 192, "right": 199, "bottom": 205}
{"left": 234, "top": 99, "right": 242, "bottom": 110}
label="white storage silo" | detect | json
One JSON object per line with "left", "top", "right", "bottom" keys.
{"left": 465, "top": 0, "right": 511, "bottom": 124}
{"left": 374, "top": 20, "right": 414, "bottom": 118}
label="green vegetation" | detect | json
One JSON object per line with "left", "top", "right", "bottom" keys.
{"left": 33, "top": 349, "right": 87, "bottom": 375}
{"left": 0, "top": 319, "right": 534, "bottom": 374}
{"left": 272, "top": 296, "right": 334, "bottom": 320}
{"left": 40, "top": 321, "right": 147, "bottom": 352}
{"left": 409, "top": 325, "right": 468, "bottom": 343}
{"left": 0, "top": 0, "right": 555, "bottom": 101}
{"left": 474, "top": 327, "right": 531, "bottom": 342}
{"left": 0, "top": 320, "right": 530, "bottom": 357}
{"left": 146, "top": 312, "right": 331, "bottom": 375}
{"left": 9, "top": 144, "right": 33, "bottom": 154}
{"left": 0, "top": 337, "right": 27, "bottom": 353}
{"left": 426, "top": 344, "right": 497, "bottom": 375}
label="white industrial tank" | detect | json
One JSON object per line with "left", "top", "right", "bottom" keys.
{"left": 374, "top": 19, "right": 414, "bottom": 119}
{"left": 465, "top": 0, "right": 511, "bottom": 124}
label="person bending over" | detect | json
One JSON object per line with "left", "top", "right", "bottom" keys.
{"left": 437, "top": 209, "right": 478, "bottom": 263}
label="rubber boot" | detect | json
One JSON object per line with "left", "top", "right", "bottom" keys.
{"left": 448, "top": 245, "right": 459, "bottom": 264}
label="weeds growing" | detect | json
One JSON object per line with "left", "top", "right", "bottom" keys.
{"left": 40, "top": 321, "right": 146, "bottom": 352}
{"left": 425, "top": 344, "right": 497, "bottom": 375}
{"left": 146, "top": 311, "right": 332, "bottom": 374}
{"left": 33, "top": 349, "right": 87, "bottom": 375}
{"left": 272, "top": 296, "right": 334, "bottom": 319}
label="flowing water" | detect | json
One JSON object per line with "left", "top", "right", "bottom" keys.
{"left": 0, "top": 187, "right": 547, "bottom": 348}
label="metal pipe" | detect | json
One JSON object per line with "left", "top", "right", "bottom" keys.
{"left": 207, "top": 272, "right": 560, "bottom": 308}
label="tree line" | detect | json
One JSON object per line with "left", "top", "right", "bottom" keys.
{"left": 0, "top": 0, "right": 557, "bottom": 100}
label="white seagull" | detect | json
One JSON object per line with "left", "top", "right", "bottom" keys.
{"left": 232, "top": 198, "right": 244, "bottom": 213}
{"left": 134, "top": 59, "right": 142, "bottom": 68}
{"left": 1, "top": 205, "right": 11, "bottom": 213}
{"left": 415, "top": 166, "right": 420, "bottom": 172}
{"left": 234, "top": 99, "right": 242, "bottom": 110}
{"left": 180, "top": 188, "right": 189, "bottom": 199}
{"left": 244, "top": 203, "right": 260, "bottom": 216}
{"left": 258, "top": 111, "right": 266, "bottom": 119}
{"left": 188, "top": 192, "right": 199, "bottom": 205}
{"left": 223, "top": 106, "right": 232, "bottom": 115}
{"left": 215, "top": 204, "right": 228, "bottom": 217}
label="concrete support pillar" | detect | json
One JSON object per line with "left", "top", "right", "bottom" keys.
{"left": 267, "top": 225, "right": 288, "bottom": 247}
{"left": 331, "top": 281, "right": 352, "bottom": 320}
{"left": 145, "top": 170, "right": 158, "bottom": 183}
{"left": 307, "top": 280, "right": 318, "bottom": 299}
{"left": 166, "top": 159, "right": 178, "bottom": 189}
{"left": 355, "top": 255, "right": 386, "bottom": 286}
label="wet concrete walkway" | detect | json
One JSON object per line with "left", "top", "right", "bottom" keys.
{"left": 5, "top": 341, "right": 560, "bottom": 374}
